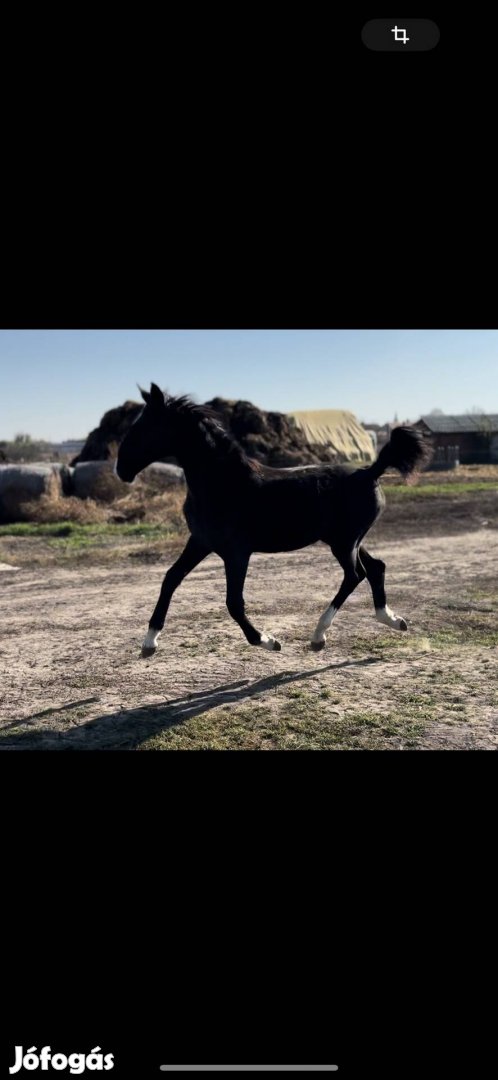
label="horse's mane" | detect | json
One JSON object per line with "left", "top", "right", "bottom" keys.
{"left": 165, "top": 394, "right": 221, "bottom": 424}
{"left": 164, "top": 394, "right": 249, "bottom": 463}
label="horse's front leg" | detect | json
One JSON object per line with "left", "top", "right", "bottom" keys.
{"left": 141, "top": 536, "right": 211, "bottom": 657}
{"left": 224, "top": 552, "right": 281, "bottom": 651}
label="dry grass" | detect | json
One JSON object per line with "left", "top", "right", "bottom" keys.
{"left": 3, "top": 462, "right": 496, "bottom": 527}
{"left": 382, "top": 463, "right": 498, "bottom": 485}
{"left": 108, "top": 482, "right": 187, "bottom": 528}
{"left": 0, "top": 469, "right": 61, "bottom": 524}
{"left": 0, "top": 482, "right": 189, "bottom": 569}
{"left": 1, "top": 472, "right": 188, "bottom": 530}
{"left": 82, "top": 468, "right": 126, "bottom": 503}
{"left": 14, "top": 493, "right": 108, "bottom": 524}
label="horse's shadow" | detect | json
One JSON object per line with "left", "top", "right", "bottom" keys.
{"left": 0, "top": 658, "right": 380, "bottom": 751}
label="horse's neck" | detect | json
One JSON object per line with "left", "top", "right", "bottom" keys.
{"left": 174, "top": 425, "right": 246, "bottom": 491}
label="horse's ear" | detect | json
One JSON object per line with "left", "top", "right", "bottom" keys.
{"left": 150, "top": 383, "right": 165, "bottom": 408}
{"left": 138, "top": 385, "right": 151, "bottom": 405}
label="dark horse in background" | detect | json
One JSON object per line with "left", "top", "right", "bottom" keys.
{"left": 116, "top": 384, "right": 431, "bottom": 656}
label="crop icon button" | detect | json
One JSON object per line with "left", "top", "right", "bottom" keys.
{"left": 362, "top": 19, "right": 440, "bottom": 51}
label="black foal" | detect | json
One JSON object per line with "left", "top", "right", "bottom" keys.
{"left": 116, "top": 384, "right": 431, "bottom": 655}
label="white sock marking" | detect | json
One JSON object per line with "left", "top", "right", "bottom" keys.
{"left": 143, "top": 627, "right": 161, "bottom": 650}
{"left": 311, "top": 604, "right": 338, "bottom": 645}
{"left": 375, "top": 605, "right": 406, "bottom": 630}
{"left": 260, "top": 633, "right": 279, "bottom": 651}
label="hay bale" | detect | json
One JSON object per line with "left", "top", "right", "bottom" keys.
{"left": 74, "top": 394, "right": 336, "bottom": 470}
{"left": 206, "top": 398, "right": 334, "bottom": 465}
{"left": 0, "top": 465, "right": 63, "bottom": 523}
{"left": 58, "top": 464, "right": 74, "bottom": 495}
{"left": 72, "top": 461, "right": 127, "bottom": 502}
{"left": 289, "top": 410, "right": 375, "bottom": 463}
{"left": 25, "top": 461, "right": 74, "bottom": 494}
{"left": 0, "top": 464, "right": 62, "bottom": 499}
{"left": 71, "top": 401, "right": 142, "bottom": 465}
{"left": 231, "top": 400, "right": 267, "bottom": 436}
{"left": 140, "top": 463, "right": 185, "bottom": 487}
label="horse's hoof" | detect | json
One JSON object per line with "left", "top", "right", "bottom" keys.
{"left": 399, "top": 619, "right": 408, "bottom": 632}
{"left": 311, "top": 639, "right": 326, "bottom": 651}
{"left": 260, "top": 634, "right": 281, "bottom": 651}
{"left": 141, "top": 646, "right": 157, "bottom": 658}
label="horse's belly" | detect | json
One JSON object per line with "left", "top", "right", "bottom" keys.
{"left": 251, "top": 523, "right": 321, "bottom": 552}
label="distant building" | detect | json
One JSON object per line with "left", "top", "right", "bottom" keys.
{"left": 363, "top": 422, "right": 390, "bottom": 449}
{"left": 50, "top": 439, "right": 85, "bottom": 457}
{"left": 417, "top": 414, "right": 498, "bottom": 465}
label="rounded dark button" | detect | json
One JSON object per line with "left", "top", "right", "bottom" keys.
{"left": 362, "top": 19, "right": 440, "bottom": 52}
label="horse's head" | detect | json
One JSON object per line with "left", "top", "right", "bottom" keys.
{"left": 116, "top": 383, "right": 172, "bottom": 482}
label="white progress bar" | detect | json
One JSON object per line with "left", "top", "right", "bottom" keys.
{"left": 159, "top": 1069, "right": 339, "bottom": 1073}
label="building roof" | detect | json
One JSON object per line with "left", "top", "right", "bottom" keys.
{"left": 288, "top": 409, "right": 375, "bottom": 461}
{"left": 419, "top": 414, "right": 498, "bottom": 433}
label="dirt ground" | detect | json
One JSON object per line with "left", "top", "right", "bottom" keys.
{"left": 1, "top": 525, "right": 497, "bottom": 750}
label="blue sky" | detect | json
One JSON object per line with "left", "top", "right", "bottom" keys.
{"left": 0, "top": 329, "right": 496, "bottom": 441}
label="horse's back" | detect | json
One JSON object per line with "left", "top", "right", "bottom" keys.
{"left": 253, "top": 461, "right": 383, "bottom": 552}
{"left": 183, "top": 458, "right": 383, "bottom": 556}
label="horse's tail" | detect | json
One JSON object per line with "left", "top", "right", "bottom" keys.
{"left": 369, "top": 426, "right": 432, "bottom": 482}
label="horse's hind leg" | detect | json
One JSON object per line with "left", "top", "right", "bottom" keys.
{"left": 311, "top": 547, "right": 365, "bottom": 651}
{"left": 142, "top": 536, "right": 211, "bottom": 657}
{"left": 225, "top": 553, "right": 281, "bottom": 651}
{"left": 358, "top": 546, "right": 407, "bottom": 631}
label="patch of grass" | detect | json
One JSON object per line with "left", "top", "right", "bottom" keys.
{"left": 0, "top": 486, "right": 191, "bottom": 565}
{"left": 344, "top": 711, "right": 428, "bottom": 740}
{"left": 399, "top": 691, "right": 436, "bottom": 706}
{"left": 0, "top": 521, "right": 169, "bottom": 538}
{"left": 349, "top": 634, "right": 414, "bottom": 657}
{"left": 386, "top": 481, "right": 497, "bottom": 499}
{"left": 0, "top": 520, "right": 179, "bottom": 562}
{"left": 468, "top": 590, "right": 498, "bottom": 607}
{"left": 0, "top": 704, "right": 91, "bottom": 741}
{"left": 137, "top": 692, "right": 432, "bottom": 751}
{"left": 430, "top": 627, "right": 498, "bottom": 648}
{"left": 349, "top": 622, "right": 498, "bottom": 655}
